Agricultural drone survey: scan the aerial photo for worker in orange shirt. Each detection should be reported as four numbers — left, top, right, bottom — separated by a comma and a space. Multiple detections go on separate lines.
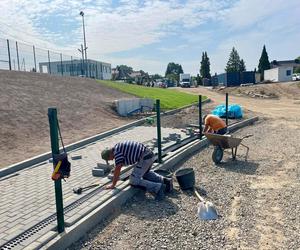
203, 114, 228, 135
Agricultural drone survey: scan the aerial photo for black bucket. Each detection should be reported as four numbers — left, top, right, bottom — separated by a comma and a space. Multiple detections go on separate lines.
154, 169, 173, 178
175, 168, 195, 190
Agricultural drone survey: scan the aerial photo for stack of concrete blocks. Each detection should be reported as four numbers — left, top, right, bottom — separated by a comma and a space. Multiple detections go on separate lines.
169, 133, 181, 144
92, 163, 114, 177
182, 128, 194, 137
114, 98, 154, 116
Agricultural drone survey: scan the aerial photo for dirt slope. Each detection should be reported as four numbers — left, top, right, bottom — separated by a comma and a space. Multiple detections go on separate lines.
213, 82, 300, 100
0, 70, 134, 168
176, 84, 300, 119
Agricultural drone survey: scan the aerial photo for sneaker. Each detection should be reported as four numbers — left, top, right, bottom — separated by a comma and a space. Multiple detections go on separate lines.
155, 184, 166, 201
163, 177, 173, 193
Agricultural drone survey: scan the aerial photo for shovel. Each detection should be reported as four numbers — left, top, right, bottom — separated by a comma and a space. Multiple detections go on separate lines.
194, 189, 218, 220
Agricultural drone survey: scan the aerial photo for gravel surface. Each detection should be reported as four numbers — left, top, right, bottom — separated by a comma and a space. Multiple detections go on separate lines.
70, 115, 300, 250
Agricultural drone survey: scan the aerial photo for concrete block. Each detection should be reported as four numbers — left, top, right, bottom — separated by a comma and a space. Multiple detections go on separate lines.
23, 241, 42, 250
96, 163, 114, 172
115, 98, 154, 116
92, 168, 105, 177
92, 163, 114, 177
71, 155, 82, 160
36, 230, 57, 245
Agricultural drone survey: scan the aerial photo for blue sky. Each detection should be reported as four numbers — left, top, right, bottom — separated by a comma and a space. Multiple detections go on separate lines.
0, 0, 299, 75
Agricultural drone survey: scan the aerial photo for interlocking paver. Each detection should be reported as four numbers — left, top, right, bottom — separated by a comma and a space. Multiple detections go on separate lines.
0, 126, 187, 248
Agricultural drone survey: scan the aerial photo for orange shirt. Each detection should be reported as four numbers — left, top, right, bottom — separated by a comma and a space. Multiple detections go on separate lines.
205, 115, 226, 131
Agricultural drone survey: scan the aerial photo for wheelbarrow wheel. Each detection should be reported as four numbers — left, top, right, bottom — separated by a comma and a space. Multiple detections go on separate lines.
212, 146, 223, 164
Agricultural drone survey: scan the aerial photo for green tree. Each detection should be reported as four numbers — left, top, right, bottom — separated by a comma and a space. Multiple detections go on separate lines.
294, 56, 300, 73
196, 73, 201, 85
258, 45, 270, 80
150, 74, 163, 80
200, 52, 211, 79
165, 62, 183, 76
116, 64, 133, 80
239, 59, 246, 72
165, 62, 183, 82
165, 73, 178, 83
225, 47, 242, 72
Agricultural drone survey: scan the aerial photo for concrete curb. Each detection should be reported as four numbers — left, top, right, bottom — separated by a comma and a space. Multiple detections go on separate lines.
0, 98, 211, 178
37, 116, 258, 250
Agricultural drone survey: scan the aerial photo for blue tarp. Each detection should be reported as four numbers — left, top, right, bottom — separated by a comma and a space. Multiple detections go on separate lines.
211, 104, 243, 119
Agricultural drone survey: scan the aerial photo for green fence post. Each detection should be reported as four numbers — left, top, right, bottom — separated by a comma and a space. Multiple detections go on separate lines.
48, 108, 65, 233
199, 95, 202, 140
7, 39, 11, 71
47, 50, 51, 74
156, 99, 162, 163
225, 93, 229, 126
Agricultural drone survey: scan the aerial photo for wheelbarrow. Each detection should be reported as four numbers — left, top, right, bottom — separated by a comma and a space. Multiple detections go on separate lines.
204, 133, 253, 164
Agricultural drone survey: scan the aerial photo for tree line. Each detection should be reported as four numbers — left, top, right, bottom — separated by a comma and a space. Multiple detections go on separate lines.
112, 45, 300, 84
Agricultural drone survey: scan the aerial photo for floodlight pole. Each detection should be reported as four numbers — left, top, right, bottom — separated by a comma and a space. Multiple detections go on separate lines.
80, 11, 88, 77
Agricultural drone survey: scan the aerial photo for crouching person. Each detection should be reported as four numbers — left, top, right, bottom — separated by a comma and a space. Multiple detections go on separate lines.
101, 140, 172, 200
203, 114, 228, 135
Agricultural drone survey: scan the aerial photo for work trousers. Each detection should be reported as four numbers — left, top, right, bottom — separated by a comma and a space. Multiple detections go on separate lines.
129, 148, 163, 194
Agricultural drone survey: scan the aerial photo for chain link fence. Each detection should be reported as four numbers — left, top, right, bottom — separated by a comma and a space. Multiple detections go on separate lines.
0, 37, 111, 79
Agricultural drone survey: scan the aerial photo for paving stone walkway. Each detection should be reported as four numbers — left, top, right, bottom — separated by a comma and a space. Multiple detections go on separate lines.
0, 126, 186, 248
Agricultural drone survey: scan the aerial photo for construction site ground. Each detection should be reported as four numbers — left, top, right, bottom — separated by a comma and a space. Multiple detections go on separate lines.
1, 70, 300, 249
71, 84, 300, 250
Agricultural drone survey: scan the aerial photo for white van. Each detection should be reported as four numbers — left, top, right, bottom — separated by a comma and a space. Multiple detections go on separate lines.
292, 73, 300, 81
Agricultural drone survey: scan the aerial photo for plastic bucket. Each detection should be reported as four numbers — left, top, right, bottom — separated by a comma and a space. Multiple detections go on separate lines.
154, 169, 173, 178
175, 168, 195, 190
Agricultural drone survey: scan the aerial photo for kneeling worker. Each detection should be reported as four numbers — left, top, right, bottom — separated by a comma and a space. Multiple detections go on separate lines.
101, 140, 172, 200
203, 114, 228, 135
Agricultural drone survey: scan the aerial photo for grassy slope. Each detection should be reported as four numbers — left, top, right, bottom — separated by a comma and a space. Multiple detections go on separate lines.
98, 80, 206, 110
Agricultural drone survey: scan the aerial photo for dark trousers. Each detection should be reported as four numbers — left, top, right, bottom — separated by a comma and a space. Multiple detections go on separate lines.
216, 127, 228, 135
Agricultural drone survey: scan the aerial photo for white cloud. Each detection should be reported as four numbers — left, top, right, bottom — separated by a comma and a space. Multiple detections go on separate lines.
223, 0, 300, 30
0, 0, 229, 54
0, 0, 299, 75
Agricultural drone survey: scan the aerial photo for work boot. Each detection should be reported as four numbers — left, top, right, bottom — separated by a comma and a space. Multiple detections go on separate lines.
163, 177, 173, 193
155, 184, 166, 201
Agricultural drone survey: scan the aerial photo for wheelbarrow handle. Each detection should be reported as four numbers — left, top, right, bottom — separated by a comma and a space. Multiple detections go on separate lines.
241, 134, 253, 140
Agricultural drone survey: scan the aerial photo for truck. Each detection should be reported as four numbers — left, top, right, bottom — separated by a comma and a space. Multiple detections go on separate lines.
179, 73, 191, 87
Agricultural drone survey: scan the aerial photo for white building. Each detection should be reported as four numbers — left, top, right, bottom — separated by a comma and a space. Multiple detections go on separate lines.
264, 66, 293, 82
39, 59, 111, 80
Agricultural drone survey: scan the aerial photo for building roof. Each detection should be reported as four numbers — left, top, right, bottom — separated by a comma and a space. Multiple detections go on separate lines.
271, 60, 300, 68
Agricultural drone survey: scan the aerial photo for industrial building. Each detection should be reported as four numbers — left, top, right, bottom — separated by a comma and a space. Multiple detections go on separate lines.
211, 71, 256, 87
39, 59, 111, 80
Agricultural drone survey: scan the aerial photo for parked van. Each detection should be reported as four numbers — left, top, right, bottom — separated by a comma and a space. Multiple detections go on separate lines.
292, 73, 300, 81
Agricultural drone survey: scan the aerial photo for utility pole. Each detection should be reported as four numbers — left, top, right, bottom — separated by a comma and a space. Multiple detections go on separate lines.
78, 44, 85, 76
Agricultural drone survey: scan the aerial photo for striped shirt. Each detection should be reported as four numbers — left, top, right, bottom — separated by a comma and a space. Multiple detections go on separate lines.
113, 140, 146, 166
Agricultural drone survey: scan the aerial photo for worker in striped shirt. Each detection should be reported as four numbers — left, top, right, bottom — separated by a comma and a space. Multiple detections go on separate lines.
101, 140, 172, 200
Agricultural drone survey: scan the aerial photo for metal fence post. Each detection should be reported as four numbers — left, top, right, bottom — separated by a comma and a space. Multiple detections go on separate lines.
156, 99, 162, 163
16, 41, 20, 71
70, 56, 73, 76
95, 63, 98, 79
33, 45, 37, 72
199, 95, 202, 140
226, 93, 229, 126
47, 108, 65, 233
7, 39, 11, 70
47, 50, 51, 74
60, 53, 63, 76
